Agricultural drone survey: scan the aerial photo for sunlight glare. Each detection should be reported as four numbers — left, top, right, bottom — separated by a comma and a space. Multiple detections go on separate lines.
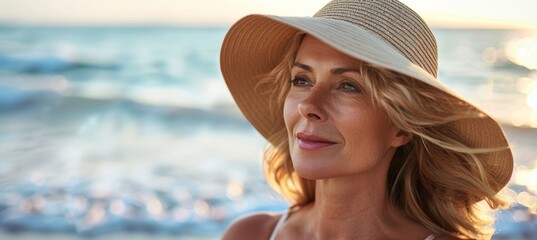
506, 36, 537, 70
110, 199, 126, 216
85, 203, 106, 225
146, 197, 164, 216
517, 191, 537, 208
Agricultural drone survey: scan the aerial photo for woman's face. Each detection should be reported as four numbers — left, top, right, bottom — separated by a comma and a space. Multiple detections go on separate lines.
283, 35, 409, 179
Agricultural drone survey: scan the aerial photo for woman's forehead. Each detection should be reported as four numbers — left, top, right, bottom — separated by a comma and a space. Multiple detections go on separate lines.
295, 35, 364, 67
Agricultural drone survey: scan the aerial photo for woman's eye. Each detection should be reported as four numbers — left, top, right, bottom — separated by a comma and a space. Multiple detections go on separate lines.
290, 77, 311, 87
340, 82, 361, 92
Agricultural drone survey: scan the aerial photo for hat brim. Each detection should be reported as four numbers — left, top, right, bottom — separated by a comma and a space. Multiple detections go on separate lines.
220, 14, 513, 191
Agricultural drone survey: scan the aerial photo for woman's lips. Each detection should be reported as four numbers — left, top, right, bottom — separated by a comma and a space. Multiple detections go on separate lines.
296, 132, 336, 150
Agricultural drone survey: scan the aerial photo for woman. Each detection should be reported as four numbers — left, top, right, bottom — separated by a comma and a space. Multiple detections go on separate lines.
220, 0, 513, 239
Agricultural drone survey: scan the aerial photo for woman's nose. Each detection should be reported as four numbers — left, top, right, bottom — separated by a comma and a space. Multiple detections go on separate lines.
298, 89, 326, 121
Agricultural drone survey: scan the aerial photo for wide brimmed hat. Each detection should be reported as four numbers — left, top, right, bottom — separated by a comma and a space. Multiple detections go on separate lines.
220, 0, 513, 191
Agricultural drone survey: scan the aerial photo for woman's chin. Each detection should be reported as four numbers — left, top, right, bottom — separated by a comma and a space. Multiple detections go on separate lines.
293, 164, 336, 180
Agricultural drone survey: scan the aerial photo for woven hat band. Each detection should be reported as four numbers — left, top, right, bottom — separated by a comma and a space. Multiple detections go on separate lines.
314, 0, 438, 77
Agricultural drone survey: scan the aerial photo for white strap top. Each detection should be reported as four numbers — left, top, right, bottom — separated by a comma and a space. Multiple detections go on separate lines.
424, 233, 441, 240
269, 211, 290, 240
268, 211, 441, 240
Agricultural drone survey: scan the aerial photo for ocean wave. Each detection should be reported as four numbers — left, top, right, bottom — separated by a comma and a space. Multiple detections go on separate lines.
0, 85, 61, 112
0, 75, 237, 112
0, 84, 249, 136
0, 53, 120, 74
493, 58, 536, 73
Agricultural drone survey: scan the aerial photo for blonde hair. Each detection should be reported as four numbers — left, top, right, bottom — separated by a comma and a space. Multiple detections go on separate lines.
256, 33, 509, 239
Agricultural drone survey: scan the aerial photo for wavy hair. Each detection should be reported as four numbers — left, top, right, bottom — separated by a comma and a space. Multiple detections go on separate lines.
256, 33, 509, 239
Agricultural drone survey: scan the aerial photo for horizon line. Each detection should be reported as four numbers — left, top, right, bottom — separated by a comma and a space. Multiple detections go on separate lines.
0, 22, 536, 31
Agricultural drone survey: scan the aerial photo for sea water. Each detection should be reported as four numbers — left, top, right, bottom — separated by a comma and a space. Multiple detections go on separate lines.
0, 26, 536, 239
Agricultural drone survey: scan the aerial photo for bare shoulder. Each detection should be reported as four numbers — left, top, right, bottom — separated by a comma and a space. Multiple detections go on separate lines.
221, 212, 282, 240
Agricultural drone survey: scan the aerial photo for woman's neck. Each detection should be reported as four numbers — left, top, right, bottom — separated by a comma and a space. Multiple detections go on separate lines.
295, 164, 432, 240
309, 174, 399, 238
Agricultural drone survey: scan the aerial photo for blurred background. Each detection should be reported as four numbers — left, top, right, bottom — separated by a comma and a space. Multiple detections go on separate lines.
0, 0, 536, 239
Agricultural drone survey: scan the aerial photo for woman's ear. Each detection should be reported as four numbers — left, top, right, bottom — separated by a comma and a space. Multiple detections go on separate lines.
390, 129, 412, 148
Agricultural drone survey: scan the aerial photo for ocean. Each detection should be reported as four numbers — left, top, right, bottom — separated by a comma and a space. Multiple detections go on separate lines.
0, 26, 536, 239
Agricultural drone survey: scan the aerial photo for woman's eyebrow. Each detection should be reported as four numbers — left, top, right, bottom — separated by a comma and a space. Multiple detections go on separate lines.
292, 62, 313, 72
293, 62, 360, 75
331, 67, 361, 75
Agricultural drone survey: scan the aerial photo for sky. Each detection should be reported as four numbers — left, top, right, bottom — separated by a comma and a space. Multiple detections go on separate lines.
0, 0, 536, 29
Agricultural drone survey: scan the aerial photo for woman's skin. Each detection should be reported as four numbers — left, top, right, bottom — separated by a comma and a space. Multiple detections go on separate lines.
222, 36, 456, 240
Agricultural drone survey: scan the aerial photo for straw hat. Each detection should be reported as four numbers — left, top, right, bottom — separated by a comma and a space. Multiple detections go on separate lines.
220, 0, 513, 191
